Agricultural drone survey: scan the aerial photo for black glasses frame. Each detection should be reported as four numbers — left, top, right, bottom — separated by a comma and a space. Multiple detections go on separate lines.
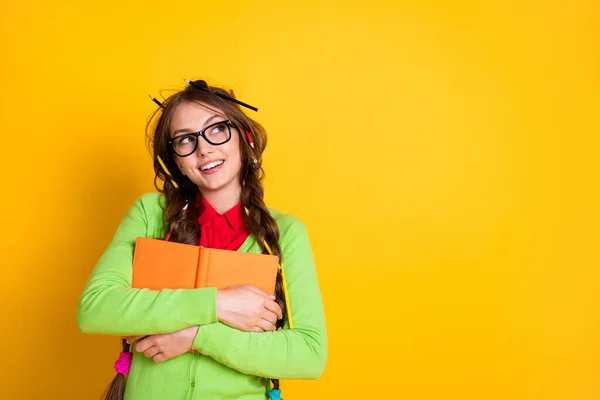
168, 120, 234, 157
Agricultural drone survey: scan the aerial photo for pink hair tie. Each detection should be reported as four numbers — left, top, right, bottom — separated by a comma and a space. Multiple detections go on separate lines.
114, 351, 133, 375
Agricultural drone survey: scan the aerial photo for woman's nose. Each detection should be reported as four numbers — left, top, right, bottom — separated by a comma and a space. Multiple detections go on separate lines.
196, 135, 214, 156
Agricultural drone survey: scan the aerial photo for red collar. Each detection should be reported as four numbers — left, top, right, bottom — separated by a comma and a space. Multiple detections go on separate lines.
196, 193, 245, 230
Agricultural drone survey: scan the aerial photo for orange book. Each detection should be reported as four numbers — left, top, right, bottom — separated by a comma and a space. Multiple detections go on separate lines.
131, 237, 279, 295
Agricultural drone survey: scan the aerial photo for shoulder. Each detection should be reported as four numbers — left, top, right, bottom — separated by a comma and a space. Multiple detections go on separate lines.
127, 192, 166, 218
269, 208, 309, 244
269, 208, 315, 263
126, 192, 166, 238
135, 192, 167, 211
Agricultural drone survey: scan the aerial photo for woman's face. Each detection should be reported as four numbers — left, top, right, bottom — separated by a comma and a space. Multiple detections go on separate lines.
170, 101, 242, 195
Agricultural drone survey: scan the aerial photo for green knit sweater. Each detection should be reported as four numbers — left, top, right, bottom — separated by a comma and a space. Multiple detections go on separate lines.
77, 192, 328, 399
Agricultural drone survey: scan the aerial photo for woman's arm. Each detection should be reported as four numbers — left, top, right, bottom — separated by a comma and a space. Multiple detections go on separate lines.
191, 216, 328, 379
77, 193, 218, 336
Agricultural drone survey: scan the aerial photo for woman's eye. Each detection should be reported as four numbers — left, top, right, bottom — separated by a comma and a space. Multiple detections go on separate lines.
178, 135, 194, 145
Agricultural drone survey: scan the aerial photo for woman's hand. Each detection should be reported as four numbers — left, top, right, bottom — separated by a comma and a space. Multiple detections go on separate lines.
123, 285, 281, 362
132, 326, 199, 363
216, 285, 282, 332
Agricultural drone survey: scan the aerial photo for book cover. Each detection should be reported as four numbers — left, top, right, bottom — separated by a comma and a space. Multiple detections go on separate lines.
131, 237, 279, 295
131, 237, 199, 290
196, 247, 279, 295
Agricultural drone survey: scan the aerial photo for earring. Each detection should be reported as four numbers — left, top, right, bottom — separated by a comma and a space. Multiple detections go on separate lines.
252, 159, 258, 169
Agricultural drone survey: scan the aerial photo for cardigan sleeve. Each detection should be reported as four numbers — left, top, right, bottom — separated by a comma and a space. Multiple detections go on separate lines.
77, 193, 218, 336
191, 216, 328, 379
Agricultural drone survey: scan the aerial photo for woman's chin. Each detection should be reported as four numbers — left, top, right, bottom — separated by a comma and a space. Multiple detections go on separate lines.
196, 179, 232, 193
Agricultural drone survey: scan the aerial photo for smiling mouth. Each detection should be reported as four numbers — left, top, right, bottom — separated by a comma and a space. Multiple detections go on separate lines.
200, 160, 224, 171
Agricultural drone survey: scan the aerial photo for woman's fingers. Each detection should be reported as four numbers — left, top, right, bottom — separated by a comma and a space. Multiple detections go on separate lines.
143, 345, 160, 358
256, 317, 276, 332
125, 335, 145, 344
215, 285, 284, 332
263, 299, 283, 320
135, 336, 157, 353
261, 309, 278, 326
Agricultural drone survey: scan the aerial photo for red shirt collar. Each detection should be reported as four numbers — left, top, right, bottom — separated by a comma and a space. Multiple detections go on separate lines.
196, 193, 245, 230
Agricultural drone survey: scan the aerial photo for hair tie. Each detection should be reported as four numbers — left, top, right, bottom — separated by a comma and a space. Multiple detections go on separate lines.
114, 351, 133, 375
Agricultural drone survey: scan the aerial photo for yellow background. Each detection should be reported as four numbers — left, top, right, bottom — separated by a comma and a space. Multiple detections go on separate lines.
1, 1, 598, 399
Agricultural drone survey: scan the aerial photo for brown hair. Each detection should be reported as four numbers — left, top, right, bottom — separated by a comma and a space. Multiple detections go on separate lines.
103, 80, 286, 399
102, 339, 129, 399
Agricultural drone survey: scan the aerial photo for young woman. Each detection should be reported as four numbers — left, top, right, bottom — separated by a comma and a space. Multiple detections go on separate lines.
77, 80, 327, 399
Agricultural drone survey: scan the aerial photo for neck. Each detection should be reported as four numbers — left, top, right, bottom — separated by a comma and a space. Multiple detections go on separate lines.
200, 180, 242, 214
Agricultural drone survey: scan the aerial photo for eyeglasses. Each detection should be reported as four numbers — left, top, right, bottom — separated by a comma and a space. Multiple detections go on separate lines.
168, 120, 233, 157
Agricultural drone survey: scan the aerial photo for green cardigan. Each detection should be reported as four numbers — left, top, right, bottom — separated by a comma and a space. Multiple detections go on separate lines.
77, 192, 328, 399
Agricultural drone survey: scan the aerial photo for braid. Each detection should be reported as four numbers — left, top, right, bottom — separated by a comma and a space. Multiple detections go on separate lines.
101, 340, 130, 400
240, 162, 286, 394
161, 179, 201, 245
240, 163, 285, 326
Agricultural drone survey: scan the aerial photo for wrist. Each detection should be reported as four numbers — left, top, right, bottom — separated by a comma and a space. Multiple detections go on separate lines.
215, 289, 221, 321
191, 325, 204, 353
215, 290, 228, 322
